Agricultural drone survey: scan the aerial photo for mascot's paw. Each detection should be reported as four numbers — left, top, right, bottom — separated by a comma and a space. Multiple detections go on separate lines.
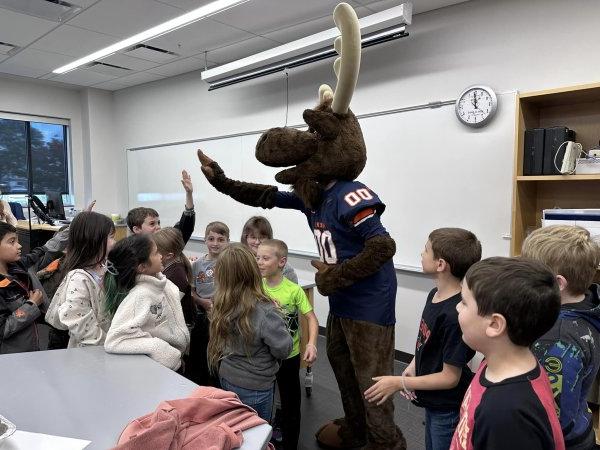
315, 419, 366, 449
197, 150, 230, 190
311, 261, 355, 296
197, 149, 215, 179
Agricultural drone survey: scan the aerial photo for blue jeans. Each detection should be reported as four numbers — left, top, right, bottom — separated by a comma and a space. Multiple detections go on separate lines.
220, 378, 274, 422
425, 408, 459, 450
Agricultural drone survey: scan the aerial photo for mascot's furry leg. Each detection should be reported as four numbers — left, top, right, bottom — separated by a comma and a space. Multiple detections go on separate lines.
315, 315, 406, 450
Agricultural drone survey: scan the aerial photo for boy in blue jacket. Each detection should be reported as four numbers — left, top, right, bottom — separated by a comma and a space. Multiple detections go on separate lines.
523, 225, 600, 450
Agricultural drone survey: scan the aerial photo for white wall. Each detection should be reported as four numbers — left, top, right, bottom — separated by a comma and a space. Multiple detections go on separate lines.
81, 89, 128, 215
4, 0, 600, 354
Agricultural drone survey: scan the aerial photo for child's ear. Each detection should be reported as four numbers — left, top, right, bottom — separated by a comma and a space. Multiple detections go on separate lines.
556, 275, 568, 293
485, 313, 506, 339
280, 256, 288, 268
132, 226, 141, 234
137, 262, 147, 274
436, 258, 447, 273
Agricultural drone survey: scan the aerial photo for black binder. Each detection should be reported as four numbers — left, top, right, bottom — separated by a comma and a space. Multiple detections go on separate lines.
543, 126, 575, 175
523, 128, 545, 175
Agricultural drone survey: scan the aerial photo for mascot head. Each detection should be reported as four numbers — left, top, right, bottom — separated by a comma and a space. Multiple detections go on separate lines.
254, 3, 366, 209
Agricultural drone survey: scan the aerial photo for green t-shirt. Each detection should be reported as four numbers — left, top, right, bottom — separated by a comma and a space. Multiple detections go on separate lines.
263, 277, 312, 358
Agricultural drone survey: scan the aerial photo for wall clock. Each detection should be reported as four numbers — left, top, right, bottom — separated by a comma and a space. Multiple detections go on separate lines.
455, 85, 498, 128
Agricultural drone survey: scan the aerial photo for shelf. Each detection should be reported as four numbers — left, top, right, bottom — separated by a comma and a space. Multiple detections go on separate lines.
517, 174, 600, 181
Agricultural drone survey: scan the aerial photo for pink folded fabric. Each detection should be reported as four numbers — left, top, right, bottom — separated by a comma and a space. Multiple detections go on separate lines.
113, 386, 272, 450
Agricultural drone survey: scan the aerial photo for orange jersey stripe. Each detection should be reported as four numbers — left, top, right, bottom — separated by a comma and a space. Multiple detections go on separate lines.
352, 207, 376, 225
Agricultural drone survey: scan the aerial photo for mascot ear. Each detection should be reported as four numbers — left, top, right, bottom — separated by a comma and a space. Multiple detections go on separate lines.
303, 109, 340, 140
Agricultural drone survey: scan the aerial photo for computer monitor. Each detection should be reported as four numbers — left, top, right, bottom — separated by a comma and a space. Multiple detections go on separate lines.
45, 191, 65, 220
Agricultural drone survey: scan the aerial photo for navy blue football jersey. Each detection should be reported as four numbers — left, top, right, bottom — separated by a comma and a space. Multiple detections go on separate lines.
275, 180, 396, 325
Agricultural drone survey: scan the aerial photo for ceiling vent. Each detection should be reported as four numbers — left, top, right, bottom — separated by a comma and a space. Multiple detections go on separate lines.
0, 0, 82, 22
124, 44, 179, 63
84, 61, 132, 77
0, 41, 19, 55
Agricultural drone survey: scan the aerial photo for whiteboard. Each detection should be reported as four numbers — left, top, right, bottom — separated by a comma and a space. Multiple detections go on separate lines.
127, 93, 515, 271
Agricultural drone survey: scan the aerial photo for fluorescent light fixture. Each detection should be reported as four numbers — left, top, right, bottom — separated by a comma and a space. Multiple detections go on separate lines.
201, 3, 412, 85
52, 0, 249, 74
207, 25, 408, 90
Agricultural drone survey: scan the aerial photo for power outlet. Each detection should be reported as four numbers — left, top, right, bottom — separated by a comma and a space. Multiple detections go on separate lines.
589, 149, 600, 158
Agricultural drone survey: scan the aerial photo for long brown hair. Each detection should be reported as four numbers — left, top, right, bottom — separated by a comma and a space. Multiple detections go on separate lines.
240, 216, 273, 245
152, 227, 192, 284
207, 243, 274, 372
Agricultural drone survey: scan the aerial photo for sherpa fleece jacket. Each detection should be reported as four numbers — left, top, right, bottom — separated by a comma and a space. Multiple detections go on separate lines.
113, 386, 273, 450
105, 273, 190, 370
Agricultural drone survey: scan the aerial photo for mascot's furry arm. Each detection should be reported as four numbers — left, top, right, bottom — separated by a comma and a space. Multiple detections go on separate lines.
198, 151, 278, 209
312, 235, 396, 296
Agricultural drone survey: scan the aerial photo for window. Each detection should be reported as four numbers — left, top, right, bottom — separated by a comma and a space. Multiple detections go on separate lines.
0, 118, 69, 196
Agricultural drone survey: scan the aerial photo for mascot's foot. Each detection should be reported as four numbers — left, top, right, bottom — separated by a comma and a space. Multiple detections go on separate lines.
315, 419, 366, 449
360, 426, 407, 450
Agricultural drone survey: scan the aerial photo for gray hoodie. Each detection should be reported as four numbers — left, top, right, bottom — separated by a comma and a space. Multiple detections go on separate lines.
219, 301, 292, 390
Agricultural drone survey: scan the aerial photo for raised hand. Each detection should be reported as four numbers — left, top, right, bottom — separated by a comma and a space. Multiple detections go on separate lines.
197, 150, 216, 180
181, 170, 193, 194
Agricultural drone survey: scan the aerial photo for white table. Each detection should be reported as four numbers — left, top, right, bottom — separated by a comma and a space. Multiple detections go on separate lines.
0, 347, 271, 449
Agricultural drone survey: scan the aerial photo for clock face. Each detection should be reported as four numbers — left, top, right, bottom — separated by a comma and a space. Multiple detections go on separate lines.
455, 86, 497, 127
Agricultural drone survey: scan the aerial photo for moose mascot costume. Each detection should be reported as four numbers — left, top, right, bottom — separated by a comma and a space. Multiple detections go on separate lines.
198, 3, 406, 449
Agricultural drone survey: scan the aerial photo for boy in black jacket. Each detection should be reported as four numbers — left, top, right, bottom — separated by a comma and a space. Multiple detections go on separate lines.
0, 222, 62, 353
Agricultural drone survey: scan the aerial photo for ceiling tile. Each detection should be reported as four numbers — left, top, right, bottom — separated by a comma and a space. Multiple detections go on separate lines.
91, 80, 131, 91
213, 0, 343, 35
3, 48, 73, 72
0, 61, 50, 78
203, 35, 281, 65
100, 53, 160, 71
112, 71, 165, 86
145, 18, 254, 57
31, 25, 120, 58
68, 0, 182, 38
47, 69, 118, 86
154, 0, 216, 11
262, 6, 373, 45
0, 8, 57, 46
149, 56, 213, 77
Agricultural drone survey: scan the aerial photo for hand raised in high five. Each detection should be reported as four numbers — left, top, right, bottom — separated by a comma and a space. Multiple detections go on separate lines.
197, 150, 216, 180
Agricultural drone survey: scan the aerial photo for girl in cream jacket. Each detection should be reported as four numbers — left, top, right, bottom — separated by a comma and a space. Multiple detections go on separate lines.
103, 234, 189, 370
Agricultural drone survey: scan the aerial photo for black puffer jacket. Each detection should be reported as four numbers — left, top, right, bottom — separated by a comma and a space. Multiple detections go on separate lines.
0, 247, 49, 354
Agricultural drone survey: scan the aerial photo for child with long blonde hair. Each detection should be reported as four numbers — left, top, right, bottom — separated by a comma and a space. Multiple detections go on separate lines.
208, 244, 292, 421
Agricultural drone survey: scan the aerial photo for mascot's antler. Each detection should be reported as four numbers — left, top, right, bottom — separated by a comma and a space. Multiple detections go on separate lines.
320, 2, 361, 113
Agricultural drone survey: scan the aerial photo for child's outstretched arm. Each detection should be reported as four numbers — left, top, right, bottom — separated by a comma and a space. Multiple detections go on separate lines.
365, 363, 461, 405
181, 170, 194, 210
302, 310, 319, 364
173, 170, 195, 244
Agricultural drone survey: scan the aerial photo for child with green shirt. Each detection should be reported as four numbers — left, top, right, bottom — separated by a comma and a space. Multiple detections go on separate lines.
257, 239, 319, 450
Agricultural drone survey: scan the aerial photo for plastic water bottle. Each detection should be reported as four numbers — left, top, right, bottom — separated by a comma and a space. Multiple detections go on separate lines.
304, 366, 313, 397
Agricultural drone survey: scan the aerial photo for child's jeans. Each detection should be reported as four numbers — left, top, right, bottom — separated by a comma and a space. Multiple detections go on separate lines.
220, 377, 274, 422
425, 407, 459, 450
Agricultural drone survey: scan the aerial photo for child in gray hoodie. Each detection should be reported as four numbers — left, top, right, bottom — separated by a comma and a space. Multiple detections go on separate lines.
207, 244, 292, 421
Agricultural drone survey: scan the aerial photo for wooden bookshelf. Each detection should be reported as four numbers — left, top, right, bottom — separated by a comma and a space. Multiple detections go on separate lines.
511, 82, 600, 256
